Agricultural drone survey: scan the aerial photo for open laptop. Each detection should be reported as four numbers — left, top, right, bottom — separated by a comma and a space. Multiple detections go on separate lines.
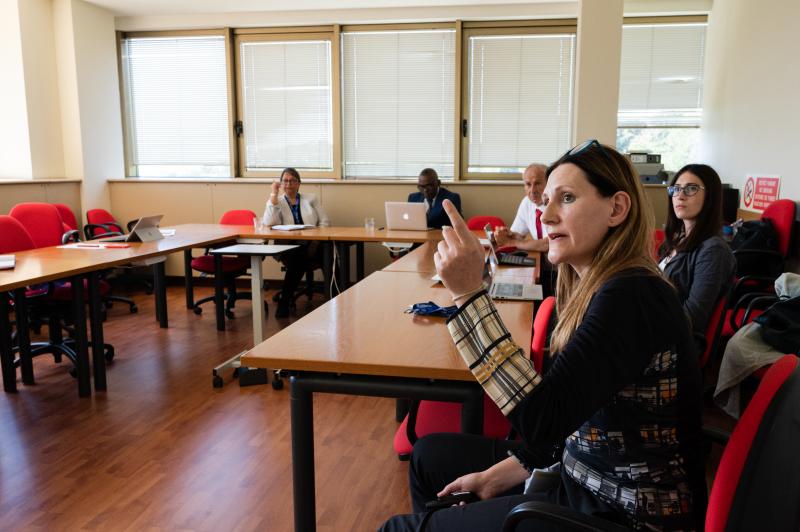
484, 241, 542, 301
385, 202, 429, 231
102, 215, 164, 242
484, 224, 536, 267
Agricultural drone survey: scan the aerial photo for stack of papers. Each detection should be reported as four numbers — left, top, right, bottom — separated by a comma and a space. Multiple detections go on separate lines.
270, 224, 315, 231
0, 255, 15, 270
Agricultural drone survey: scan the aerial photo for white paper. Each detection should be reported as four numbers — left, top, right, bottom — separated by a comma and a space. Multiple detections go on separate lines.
270, 224, 314, 231
0, 255, 15, 270
159, 229, 176, 236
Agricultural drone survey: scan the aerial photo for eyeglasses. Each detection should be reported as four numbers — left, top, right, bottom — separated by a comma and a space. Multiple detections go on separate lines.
667, 184, 705, 197
281, 178, 300, 185
417, 182, 437, 191
562, 139, 615, 167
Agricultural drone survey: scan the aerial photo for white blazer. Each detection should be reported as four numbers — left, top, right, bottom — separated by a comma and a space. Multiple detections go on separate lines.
262, 192, 330, 228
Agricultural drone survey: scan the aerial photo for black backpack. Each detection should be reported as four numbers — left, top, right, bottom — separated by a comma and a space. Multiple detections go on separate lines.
755, 296, 800, 355
730, 219, 780, 277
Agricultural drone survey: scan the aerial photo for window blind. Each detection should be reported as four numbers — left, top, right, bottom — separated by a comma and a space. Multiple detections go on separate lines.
240, 40, 332, 172
342, 30, 455, 179
618, 23, 707, 127
466, 34, 575, 174
122, 36, 230, 177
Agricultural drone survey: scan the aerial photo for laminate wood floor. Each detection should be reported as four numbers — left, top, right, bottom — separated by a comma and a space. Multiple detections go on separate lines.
0, 284, 410, 531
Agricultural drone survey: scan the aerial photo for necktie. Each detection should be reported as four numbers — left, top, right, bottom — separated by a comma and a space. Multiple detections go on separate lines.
535, 208, 543, 240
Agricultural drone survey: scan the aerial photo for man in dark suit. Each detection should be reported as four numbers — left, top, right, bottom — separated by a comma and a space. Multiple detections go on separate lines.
407, 168, 462, 229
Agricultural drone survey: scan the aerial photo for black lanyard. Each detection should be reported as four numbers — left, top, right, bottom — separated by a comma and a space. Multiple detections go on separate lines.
285, 195, 303, 225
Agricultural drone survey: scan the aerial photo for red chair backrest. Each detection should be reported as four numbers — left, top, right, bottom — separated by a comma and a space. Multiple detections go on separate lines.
531, 296, 555, 373
0, 215, 36, 253
701, 293, 728, 368
652, 229, 666, 260
219, 209, 258, 225
467, 215, 505, 231
53, 203, 78, 230
761, 199, 796, 258
86, 208, 123, 235
706, 355, 799, 531
9, 203, 66, 248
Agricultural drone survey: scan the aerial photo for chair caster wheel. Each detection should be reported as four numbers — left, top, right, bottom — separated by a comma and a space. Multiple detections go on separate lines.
105, 347, 115, 362
193, 307, 202, 315
225, 310, 235, 319
213, 375, 224, 388
271, 378, 284, 390
130, 305, 138, 314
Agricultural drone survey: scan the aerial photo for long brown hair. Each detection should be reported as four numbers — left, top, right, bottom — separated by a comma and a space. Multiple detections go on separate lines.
548, 142, 659, 353
658, 164, 723, 258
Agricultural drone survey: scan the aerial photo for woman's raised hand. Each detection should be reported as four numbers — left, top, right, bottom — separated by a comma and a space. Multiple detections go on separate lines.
433, 200, 486, 304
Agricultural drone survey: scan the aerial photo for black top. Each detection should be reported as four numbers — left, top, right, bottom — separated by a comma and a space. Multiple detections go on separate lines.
508, 270, 706, 530
407, 187, 462, 229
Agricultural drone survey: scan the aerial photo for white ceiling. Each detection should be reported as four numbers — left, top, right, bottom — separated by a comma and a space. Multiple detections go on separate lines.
83, 0, 573, 17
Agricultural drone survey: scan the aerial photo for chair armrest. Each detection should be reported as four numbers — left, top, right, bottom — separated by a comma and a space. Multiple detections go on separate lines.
503, 501, 630, 532
61, 230, 81, 244
729, 291, 777, 331
743, 295, 779, 326
405, 399, 421, 445
84, 223, 123, 240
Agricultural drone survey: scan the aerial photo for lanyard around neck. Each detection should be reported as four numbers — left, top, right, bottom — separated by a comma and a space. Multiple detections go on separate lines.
285, 194, 302, 224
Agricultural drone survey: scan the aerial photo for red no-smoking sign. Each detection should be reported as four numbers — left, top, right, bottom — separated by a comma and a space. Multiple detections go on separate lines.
744, 175, 781, 212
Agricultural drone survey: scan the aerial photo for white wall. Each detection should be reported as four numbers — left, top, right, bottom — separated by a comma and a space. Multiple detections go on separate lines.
701, 0, 800, 203
0, 0, 33, 179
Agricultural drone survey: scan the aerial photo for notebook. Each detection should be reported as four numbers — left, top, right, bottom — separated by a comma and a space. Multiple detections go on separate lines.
385, 202, 428, 231
102, 215, 164, 243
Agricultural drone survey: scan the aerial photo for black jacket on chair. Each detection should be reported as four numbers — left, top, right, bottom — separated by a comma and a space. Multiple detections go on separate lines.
407, 187, 462, 229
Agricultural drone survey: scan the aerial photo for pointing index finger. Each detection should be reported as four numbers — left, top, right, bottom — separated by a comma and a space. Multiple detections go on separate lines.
442, 199, 471, 241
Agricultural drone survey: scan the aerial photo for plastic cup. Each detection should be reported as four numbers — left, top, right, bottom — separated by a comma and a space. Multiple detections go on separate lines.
364, 217, 375, 231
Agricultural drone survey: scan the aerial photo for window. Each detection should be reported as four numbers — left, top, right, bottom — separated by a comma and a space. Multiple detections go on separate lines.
617, 19, 707, 171
342, 28, 455, 179
237, 34, 333, 177
120, 34, 231, 177
462, 25, 576, 178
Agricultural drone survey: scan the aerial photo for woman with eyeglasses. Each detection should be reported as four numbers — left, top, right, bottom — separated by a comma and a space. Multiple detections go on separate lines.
658, 164, 735, 351
263, 167, 330, 318
380, 142, 705, 531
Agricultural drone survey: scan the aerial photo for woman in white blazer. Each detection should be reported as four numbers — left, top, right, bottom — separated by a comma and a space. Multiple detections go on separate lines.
263, 168, 331, 318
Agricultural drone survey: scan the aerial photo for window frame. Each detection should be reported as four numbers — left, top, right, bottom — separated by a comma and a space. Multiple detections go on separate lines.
233, 26, 340, 179
117, 28, 237, 178
459, 19, 577, 180
339, 21, 458, 181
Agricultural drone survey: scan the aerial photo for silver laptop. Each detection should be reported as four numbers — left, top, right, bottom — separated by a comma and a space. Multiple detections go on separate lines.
385, 202, 428, 231
484, 225, 536, 267
484, 243, 542, 301
102, 215, 164, 243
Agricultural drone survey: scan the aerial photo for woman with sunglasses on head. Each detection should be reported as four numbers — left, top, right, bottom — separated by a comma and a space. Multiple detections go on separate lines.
380, 142, 705, 531
263, 167, 330, 318
658, 164, 735, 351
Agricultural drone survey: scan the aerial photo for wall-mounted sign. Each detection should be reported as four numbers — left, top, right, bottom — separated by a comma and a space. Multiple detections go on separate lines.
742, 175, 781, 212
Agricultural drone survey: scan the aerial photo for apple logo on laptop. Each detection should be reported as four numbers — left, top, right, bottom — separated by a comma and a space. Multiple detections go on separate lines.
403, 213, 410, 220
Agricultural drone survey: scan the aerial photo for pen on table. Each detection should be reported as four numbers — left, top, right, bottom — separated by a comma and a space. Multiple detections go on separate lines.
377, 226, 385, 230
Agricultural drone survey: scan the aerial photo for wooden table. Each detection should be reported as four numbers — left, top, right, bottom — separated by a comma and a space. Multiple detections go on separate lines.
241, 266, 535, 531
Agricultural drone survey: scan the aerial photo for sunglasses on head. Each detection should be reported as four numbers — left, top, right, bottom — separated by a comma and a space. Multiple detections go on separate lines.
562, 139, 615, 167
667, 184, 705, 197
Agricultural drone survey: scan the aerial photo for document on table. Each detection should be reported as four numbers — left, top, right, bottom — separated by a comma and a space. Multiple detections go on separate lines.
270, 224, 315, 231
0, 255, 15, 269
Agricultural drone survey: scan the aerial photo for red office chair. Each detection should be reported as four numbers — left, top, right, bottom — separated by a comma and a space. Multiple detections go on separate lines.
467, 215, 506, 231
84, 208, 125, 239
393, 296, 556, 459
503, 355, 800, 532
53, 203, 79, 234
9, 203, 80, 247
191, 209, 261, 319
652, 228, 666, 260
0, 216, 100, 379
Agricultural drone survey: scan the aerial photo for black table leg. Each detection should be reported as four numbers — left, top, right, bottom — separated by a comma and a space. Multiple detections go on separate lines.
153, 261, 168, 328
356, 242, 365, 282
88, 272, 106, 391
214, 253, 225, 331
71, 276, 91, 398
0, 295, 16, 393
337, 243, 351, 290
14, 288, 33, 385
322, 242, 333, 299
290, 376, 316, 532
184, 249, 194, 309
